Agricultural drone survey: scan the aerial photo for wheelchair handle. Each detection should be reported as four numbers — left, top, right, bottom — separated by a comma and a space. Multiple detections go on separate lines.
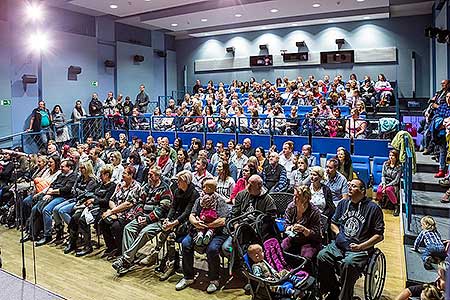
226, 210, 264, 233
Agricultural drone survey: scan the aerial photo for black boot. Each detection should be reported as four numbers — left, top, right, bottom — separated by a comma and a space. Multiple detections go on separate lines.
52, 225, 64, 244
393, 204, 400, 217
75, 245, 93, 257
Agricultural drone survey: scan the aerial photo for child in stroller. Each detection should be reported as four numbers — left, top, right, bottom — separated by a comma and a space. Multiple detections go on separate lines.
248, 243, 308, 299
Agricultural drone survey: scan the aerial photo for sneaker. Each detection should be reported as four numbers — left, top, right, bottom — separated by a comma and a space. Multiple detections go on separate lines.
112, 257, 124, 271
194, 233, 204, 247
206, 280, 219, 294
424, 256, 433, 270
175, 278, 194, 291
203, 230, 213, 245
159, 260, 176, 281
435, 170, 446, 178
117, 261, 133, 275
139, 249, 158, 266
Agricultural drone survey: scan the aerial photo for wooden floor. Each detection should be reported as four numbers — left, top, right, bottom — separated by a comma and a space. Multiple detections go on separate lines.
0, 209, 404, 300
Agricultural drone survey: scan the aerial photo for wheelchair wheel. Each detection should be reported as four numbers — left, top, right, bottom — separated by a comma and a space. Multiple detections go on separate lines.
364, 248, 386, 300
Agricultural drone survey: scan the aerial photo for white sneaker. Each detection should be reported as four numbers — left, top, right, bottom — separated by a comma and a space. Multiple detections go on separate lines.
206, 280, 219, 294
175, 278, 194, 291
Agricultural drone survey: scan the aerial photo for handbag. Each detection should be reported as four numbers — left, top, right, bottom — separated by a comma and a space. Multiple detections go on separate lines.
34, 177, 50, 193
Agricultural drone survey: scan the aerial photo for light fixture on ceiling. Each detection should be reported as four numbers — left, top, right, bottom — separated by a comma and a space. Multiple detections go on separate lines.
312, 3, 320, 8
171, 23, 178, 27
25, 2, 44, 21
327, 19, 334, 23
261, 26, 267, 30
201, 18, 208, 22
234, 13, 242, 17
356, 0, 365, 2
363, 16, 370, 19
291, 23, 298, 26
110, 4, 118, 9
270, 9, 279, 13
145, 0, 151, 1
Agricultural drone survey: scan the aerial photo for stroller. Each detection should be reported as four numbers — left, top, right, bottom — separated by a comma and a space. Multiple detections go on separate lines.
231, 213, 316, 300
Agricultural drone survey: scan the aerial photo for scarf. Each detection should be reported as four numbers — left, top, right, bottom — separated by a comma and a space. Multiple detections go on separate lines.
158, 155, 169, 169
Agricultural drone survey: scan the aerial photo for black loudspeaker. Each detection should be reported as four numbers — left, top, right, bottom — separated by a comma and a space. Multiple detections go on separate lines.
226, 47, 235, 53
335, 38, 345, 49
22, 74, 37, 91
153, 50, 167, 58
104, 60, 115, 68
259, 44, 268, 50
133, 55, 145, 63
68, 66, 82, 81
296, 41, 306, 47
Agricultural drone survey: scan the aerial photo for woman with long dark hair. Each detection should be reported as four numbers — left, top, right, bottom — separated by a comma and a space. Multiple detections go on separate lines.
215, 161, 235, 202
377, 149, 402, 215
336, 147, 353, 181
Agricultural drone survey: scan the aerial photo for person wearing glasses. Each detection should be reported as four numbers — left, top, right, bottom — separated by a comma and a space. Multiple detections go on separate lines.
317, 178, 385, 300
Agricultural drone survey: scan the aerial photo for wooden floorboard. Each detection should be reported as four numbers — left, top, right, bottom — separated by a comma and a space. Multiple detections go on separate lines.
0, 210, 404, 300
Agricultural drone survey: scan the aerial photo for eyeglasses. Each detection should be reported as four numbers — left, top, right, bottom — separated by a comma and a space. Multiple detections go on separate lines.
347, 183, 360, 189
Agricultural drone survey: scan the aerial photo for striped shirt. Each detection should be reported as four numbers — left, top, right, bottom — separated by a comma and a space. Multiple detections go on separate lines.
414, 229, 444, 250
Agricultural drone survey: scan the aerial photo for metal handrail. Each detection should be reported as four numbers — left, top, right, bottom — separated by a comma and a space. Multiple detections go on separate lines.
0, 131, 27, 143
403, 134, 413, 231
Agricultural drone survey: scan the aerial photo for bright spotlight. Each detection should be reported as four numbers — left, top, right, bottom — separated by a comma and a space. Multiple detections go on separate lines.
28, 32, 51, 52
26, 2, 44, 21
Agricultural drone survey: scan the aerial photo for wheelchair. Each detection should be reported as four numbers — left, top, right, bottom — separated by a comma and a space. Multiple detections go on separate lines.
362, 248, 386, 300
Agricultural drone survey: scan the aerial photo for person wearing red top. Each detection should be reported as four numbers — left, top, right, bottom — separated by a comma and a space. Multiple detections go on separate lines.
230, 163, 257, 203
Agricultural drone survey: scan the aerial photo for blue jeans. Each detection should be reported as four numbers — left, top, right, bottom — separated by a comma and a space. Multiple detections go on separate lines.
422, 243, 446, 262
53, 199, 75, 226
438, 143, 447, 171
22, 194, 34, 226
42, 197, 65, 237
181, 233, 227, 281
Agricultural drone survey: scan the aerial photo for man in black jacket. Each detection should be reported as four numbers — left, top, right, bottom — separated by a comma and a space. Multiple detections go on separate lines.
135, 84, 150, 113
33, 159, 77, 246
88, 93, 103, 116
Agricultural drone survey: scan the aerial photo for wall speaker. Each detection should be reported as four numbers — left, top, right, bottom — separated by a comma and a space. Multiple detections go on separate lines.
226, 47, 235, 53
153, 50, 167, 58
133, 55, 145, 63
68, 66, 82, 81
296, 41, 306, 47
259, 44, 268, 50
104, 60, 115, 68
335, 38, 345, 49
22, 74, 37, 91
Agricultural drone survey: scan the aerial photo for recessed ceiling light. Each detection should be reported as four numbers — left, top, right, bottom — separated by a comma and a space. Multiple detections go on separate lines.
291, 23, 298, 26
201, 18, 208, 22
171, 23, 178, 27
312, 3, 320, 8
357, 0, 365, 2
327, 19, 334, 23
145, 0, 151, 2
261, 26, 267, 29
110, 4, 118, 9
363, 16, 370, 19
270, 9, 279, 13
234, 13, 242, 17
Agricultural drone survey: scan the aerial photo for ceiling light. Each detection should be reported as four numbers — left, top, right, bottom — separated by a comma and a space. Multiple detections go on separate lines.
234, 13, 242, 17
327, 19, 334, 23
25, 3, 44, 21
270, 9, 279, 13
171, 23, 178, 27
312, 3, 320, 8
110, 4, 118, 9
291, 23, 298, 26
363, 16, 370, 20
145, 0, 151, 1
201, 18, 208, 22
261, 26, 267, 30
357, 0, 365, 2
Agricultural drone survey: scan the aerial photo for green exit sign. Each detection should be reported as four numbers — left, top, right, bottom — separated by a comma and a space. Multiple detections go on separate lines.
91, 81, 98, 87
1, 99, 11, 106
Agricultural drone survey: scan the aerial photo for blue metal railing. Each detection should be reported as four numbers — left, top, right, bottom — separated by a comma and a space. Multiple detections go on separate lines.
403, 134, 413, 232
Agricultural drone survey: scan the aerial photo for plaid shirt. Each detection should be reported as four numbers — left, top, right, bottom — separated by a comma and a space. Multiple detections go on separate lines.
414, 229, 444, 250
436, 103, 450, 118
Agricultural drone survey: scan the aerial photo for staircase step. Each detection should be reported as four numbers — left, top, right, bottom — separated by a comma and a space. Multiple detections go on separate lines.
411, 172, 447, 193
404, 245, 438, 286
407, 190, 450, 217
402, 212, 450, 245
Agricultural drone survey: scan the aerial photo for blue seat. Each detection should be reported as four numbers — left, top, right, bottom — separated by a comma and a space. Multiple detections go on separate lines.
177, 132, 205, 147
238, 134, 271, 149
272, 135, 308, 153
278, 87, 286, 93
110, 130, 127, 140
151, 130, 175, 144
128, 130, 150, 143
337, 106, 350, 116
282, 106, 292, 115
243, 93, 249, 98
354, 139, 390, 157
326, 153, 336, 162
298, 106, 313, 115
372, 156, 388, 192
311, 137, 351, 155
206, 133, 236, 145
312, 152, 321, 167
224, 84, 229, 89
351, 155, 371, 185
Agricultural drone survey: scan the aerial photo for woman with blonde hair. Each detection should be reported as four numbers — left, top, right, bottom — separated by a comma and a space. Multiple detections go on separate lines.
309, 166, 335, 219
281, 185, 322, 260
109, 151, 124, 183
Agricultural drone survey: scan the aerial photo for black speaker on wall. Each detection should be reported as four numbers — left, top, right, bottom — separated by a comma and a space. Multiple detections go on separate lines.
153, 50, 167, 58
133, 55, 145, 63
104, 60, 115, 68
68, 66, 82, 81
259, 44, 268, 50
22, 74, 37, 91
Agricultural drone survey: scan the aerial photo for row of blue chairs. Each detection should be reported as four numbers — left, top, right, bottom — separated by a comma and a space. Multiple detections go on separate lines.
111, 129, 390, 159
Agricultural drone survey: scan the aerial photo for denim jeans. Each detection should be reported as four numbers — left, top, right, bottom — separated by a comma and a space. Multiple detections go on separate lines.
438, 143, 447, 171
42, 197, 65, 237
422, 243, 446, 262
182, 233, 227, 281
53, 199, 75, 226
22, 194, 34, 227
